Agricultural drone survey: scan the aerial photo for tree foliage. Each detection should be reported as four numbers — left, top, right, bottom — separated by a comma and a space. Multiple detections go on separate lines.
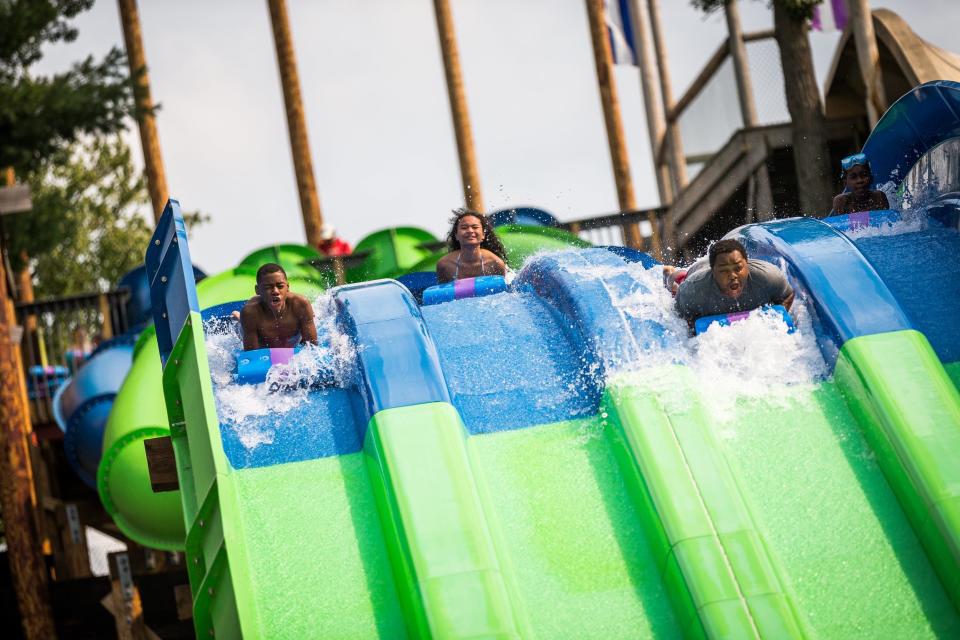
0, 1, 207, 297
690, 0, 822, 20
4, 136, 206, 298
0, 0, 135, 173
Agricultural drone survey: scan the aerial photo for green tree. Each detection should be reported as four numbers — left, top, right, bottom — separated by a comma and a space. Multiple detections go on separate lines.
691, 0, 834, 216
5, 135, 206, 297
1, 0, 135, 174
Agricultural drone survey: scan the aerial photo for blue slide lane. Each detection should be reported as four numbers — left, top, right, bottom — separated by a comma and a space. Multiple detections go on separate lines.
853, 224, 960, 362
861, 80, 960, 190
732, 216, 913, 364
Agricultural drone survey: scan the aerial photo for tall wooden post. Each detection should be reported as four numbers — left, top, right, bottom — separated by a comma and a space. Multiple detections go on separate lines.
0, 213, 55, 639
647, 0, 688, 197
117, 0, 169, 223
628, 0, 675, 256
585, 0, 655, 255
267, 0, 325, 248
847, 0, 887, 126
433, 0, 484, 212
725, 0, 773, 220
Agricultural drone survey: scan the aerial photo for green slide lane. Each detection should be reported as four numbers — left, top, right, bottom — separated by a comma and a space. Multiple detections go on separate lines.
160, 321, 960, 637
835, 331, 960, 610
97, 269, 326, 551
467, 415, 681, 638
603, 357, 960, 638
945, 362, 960, 396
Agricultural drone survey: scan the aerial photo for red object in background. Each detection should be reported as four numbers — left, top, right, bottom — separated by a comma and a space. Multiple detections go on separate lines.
318, 237, 352, 257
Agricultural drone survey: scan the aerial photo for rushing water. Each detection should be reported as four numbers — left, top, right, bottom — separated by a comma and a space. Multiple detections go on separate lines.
204, 294, 357, 453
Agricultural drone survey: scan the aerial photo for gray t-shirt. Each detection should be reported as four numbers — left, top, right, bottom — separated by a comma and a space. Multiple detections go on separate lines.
675, 259, 792, 321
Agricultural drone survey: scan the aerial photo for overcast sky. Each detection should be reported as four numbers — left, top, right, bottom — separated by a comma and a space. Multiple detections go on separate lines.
35, 0, 959, 273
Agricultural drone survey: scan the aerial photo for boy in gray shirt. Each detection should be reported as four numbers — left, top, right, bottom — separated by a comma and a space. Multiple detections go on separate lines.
672, 239, 794, 325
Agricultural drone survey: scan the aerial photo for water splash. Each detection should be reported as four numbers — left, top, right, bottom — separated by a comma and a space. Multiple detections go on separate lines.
203, 293, 357, 450
599, 263, 828, 425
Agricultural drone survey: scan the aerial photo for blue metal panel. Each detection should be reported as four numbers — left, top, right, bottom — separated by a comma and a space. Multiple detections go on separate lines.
120, 264, 207, 332
334, 279, 450, 425
731, 217, 912, 364
861, 80, 960, 190
145, 199, 201, 366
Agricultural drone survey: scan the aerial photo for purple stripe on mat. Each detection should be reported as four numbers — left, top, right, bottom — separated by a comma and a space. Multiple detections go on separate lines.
849, 211, 871, 229
270, 348, 295, 366
454, 277, 476, 300
726, 311, 751, 323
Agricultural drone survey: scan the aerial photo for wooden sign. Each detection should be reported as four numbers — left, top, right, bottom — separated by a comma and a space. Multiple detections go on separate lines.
0, 185, 31, 215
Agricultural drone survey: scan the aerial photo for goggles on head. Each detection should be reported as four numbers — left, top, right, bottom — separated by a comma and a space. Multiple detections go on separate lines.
840, 152, 870, 175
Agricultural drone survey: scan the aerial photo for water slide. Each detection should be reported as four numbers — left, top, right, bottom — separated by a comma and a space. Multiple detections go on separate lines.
95, 221, 587, 550
104, 80, 957, 637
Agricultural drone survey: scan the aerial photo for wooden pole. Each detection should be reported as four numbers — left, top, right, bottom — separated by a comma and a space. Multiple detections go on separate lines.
267, 0, 325, 247
117, 0, 169, 223
724, 0, 773, 220
433, 0, 484, 212
584, 0, 652, 254
628, 0, 674, 257
647, 0, 688, 193
847, 0, 887, 126
0, 170, 54, 639
0, 237, 54, 640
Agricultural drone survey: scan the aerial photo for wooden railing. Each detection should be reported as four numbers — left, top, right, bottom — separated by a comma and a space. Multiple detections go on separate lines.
559, 207, 668, 248
15, 289, 131, 428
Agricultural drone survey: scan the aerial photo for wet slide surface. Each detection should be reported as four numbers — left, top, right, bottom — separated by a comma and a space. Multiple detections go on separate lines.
470, 416, 680, 638
721, 385, 959, 638
853, 225, 960, 363
195, 259, 960, 638
144, 199, 960, 637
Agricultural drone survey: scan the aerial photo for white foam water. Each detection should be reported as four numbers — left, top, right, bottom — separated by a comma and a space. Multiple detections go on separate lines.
203, 293, 357, 450
599, 262, 829, 425
842, 205, 930, 239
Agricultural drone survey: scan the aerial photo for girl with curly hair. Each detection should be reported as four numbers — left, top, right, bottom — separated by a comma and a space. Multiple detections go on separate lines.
436, 209, 507, 283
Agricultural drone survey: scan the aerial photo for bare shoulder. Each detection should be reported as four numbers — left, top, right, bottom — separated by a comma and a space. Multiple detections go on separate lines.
240, 297, 261, 318
482, 248, 505, 262
436, 252, 457, 281
832, 193, 848, 212
288, 293, 314, 316
437, 252, 458, 268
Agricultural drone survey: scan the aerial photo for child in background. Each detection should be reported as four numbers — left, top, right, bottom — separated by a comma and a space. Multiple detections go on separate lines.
832, 153, 890, 214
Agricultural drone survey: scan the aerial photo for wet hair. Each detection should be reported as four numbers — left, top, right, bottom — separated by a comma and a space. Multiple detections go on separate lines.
256, 263, 287, 283
445, 209, 507, 261
709, 239, 748, 268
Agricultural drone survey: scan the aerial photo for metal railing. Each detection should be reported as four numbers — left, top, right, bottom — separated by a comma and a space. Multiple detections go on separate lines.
15, 289, 130, 427
663, 30, 785, 168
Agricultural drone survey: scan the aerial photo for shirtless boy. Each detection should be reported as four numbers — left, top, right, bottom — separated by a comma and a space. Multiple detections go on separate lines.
239, 263, 318, 351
